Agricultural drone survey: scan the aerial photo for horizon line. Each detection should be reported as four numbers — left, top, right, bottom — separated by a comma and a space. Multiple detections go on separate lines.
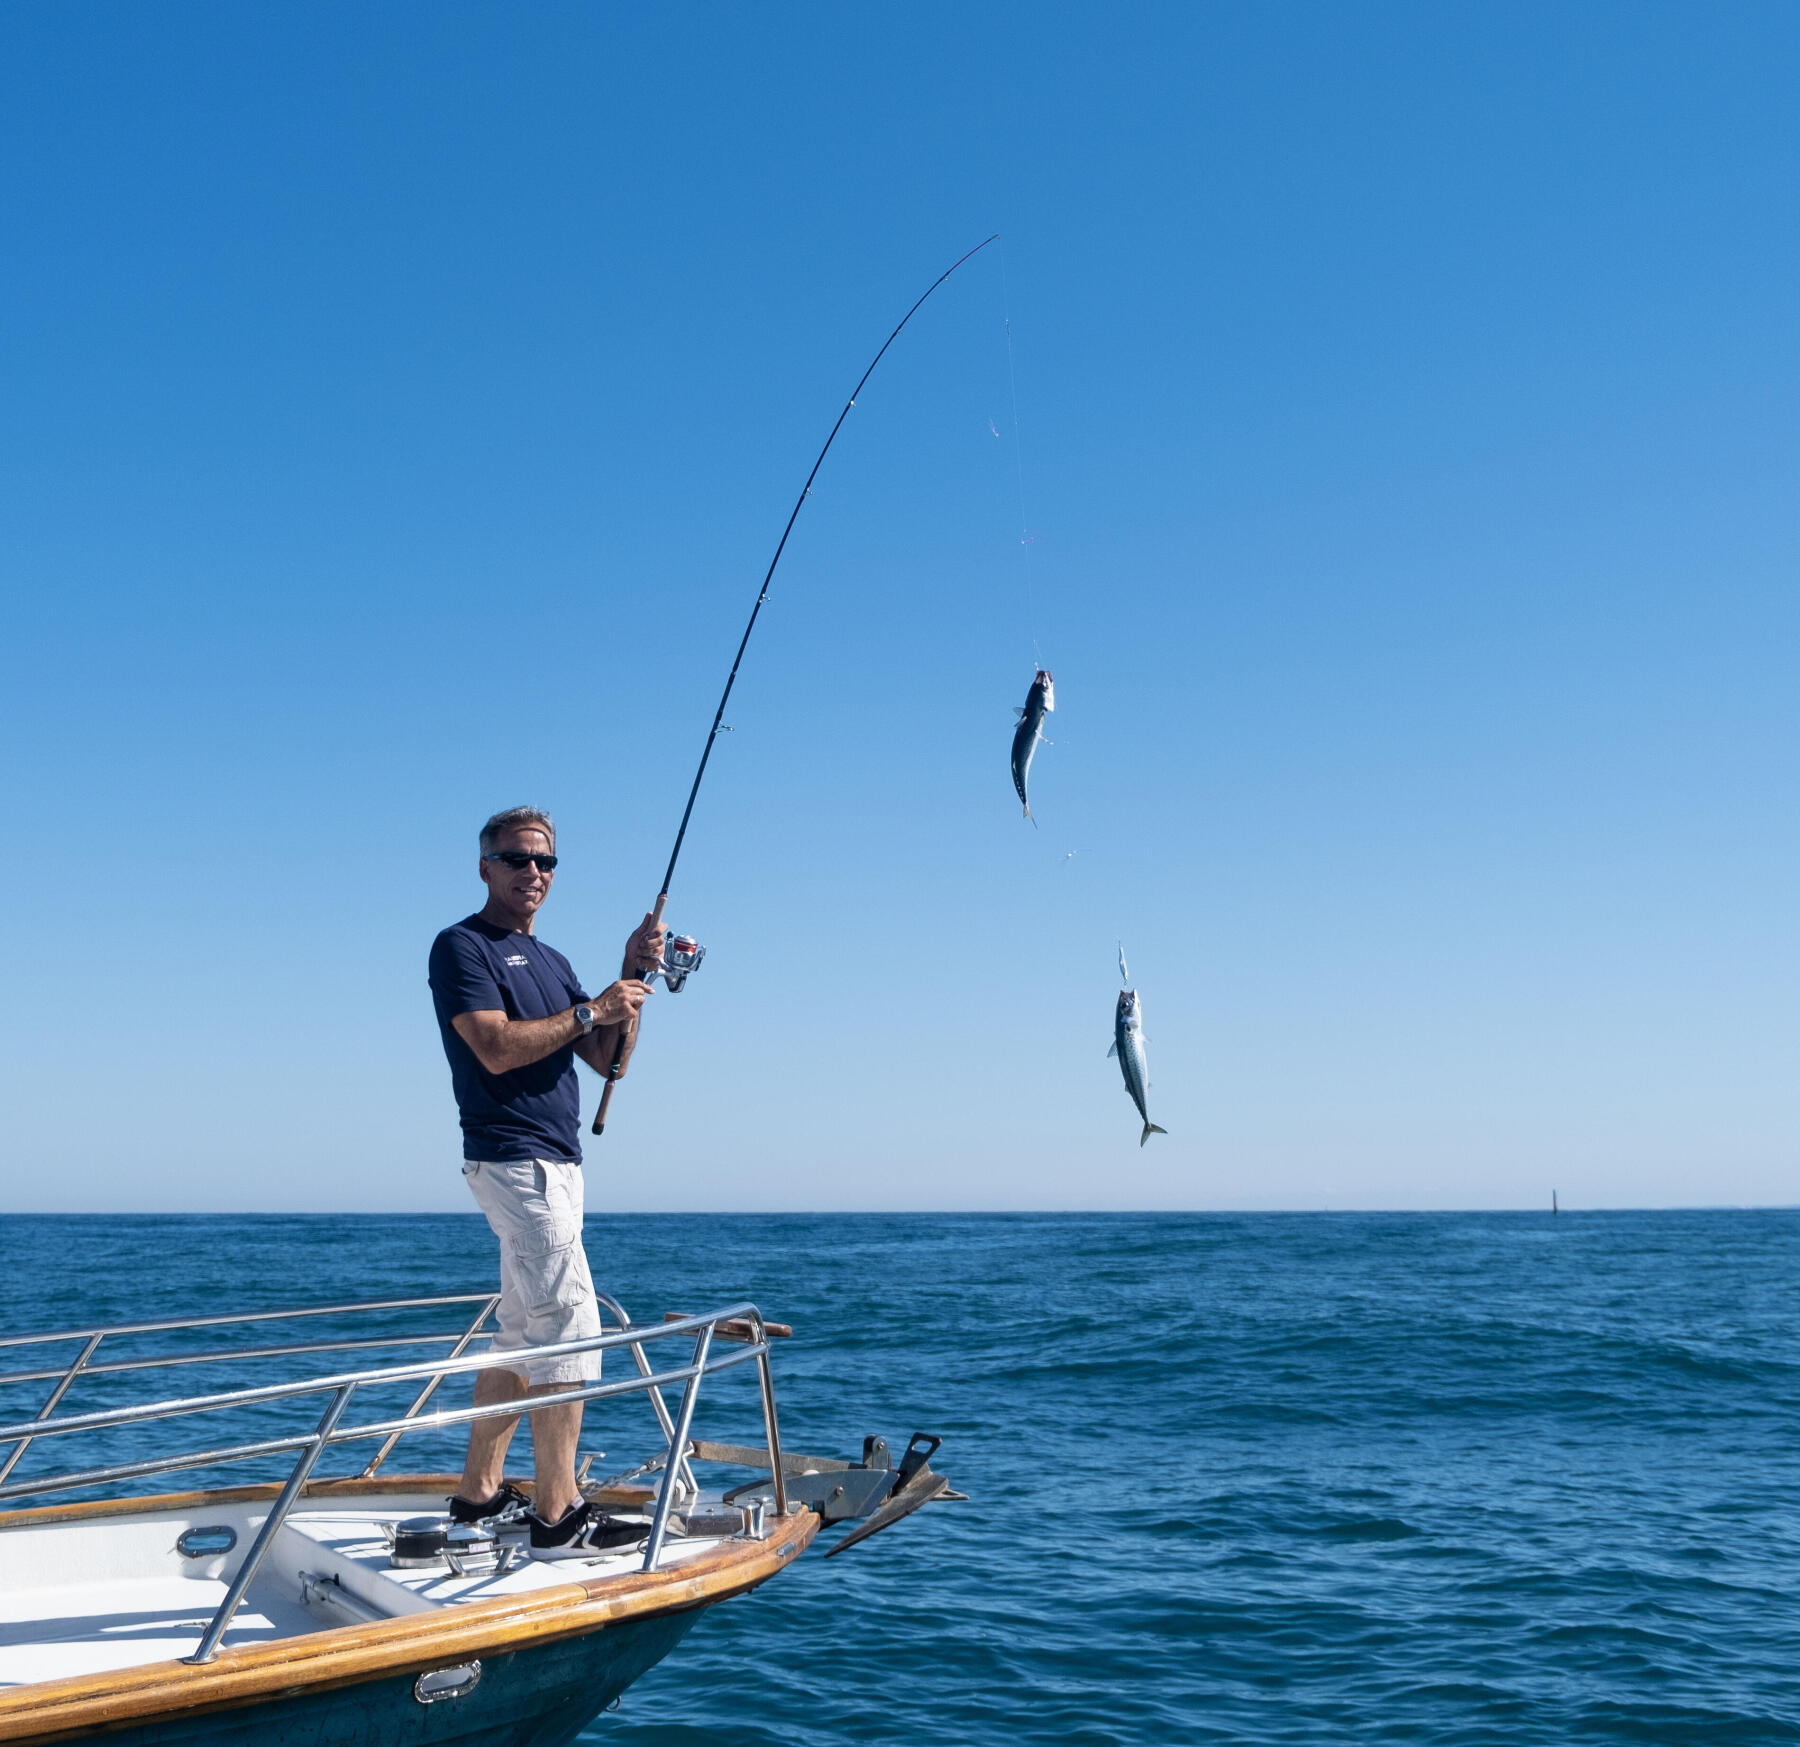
5, 1204, 1798, 1219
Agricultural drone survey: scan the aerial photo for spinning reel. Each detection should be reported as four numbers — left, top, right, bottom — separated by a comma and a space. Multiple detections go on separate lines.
650, 933, 706, 993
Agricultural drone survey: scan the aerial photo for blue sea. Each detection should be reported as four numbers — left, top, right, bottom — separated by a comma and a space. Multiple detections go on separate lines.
3, 1211, 1799, 1743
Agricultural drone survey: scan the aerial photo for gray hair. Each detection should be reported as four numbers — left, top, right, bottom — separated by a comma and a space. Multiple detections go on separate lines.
479, 806, 556, 853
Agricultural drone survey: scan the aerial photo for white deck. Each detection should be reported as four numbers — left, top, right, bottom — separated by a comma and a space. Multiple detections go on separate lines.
0, 1491, 729, 1690
0, 1577, 312, 1687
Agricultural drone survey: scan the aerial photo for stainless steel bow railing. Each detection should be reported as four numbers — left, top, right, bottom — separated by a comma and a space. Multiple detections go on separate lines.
0, 1294, 790, 1664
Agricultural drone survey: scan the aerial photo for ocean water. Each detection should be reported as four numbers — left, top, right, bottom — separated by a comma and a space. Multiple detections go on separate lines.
3, 1210, 1799, 1744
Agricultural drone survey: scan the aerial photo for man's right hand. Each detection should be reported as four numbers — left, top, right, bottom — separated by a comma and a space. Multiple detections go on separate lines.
587, 979, 652, 1028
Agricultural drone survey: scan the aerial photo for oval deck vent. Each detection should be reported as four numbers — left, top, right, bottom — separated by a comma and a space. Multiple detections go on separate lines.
415, 1661, 482, 1704
176, 1525, 237, 1558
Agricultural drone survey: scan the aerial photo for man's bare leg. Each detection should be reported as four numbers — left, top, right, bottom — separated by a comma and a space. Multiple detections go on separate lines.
457, 1370, 585, 1522
524, 1390, 585, 1523
456, 1366, 527, 1504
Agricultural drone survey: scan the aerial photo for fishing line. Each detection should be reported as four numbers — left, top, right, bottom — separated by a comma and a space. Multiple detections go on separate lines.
592, 234, 1002, 1136
998, 236, 1043, 669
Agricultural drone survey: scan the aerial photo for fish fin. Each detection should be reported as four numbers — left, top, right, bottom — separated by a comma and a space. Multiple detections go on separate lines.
1140, 1123, 1168, 1146
1107, 1042, 1117, 1058
1013, 706, 1025, 720
1022, 802, 1035, 826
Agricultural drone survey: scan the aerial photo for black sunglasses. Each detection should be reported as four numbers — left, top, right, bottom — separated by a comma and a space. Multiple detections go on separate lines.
483, 851, 558, 872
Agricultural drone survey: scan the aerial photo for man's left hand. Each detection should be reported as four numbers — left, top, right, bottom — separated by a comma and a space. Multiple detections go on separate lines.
624, 912, 668, 979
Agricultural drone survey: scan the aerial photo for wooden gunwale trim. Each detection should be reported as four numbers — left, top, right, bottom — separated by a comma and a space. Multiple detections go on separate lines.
0, 1473, 651, 1531
0, 1496, 816, 1743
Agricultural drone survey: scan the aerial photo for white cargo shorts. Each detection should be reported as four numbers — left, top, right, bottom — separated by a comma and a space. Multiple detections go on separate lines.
462, 1159, 602, 1386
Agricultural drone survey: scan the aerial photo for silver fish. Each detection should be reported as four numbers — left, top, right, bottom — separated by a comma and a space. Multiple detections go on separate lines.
1010, 669, 1054, 822
1110, 988, 1168, 1146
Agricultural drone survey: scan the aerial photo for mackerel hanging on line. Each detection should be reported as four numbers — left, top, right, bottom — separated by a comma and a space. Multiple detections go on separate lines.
1109, 987, 1168, 1147
1010, 669, 1054, 823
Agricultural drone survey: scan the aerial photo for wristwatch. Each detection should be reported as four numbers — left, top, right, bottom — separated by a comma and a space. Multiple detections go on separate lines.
573, 1003, 597, 1036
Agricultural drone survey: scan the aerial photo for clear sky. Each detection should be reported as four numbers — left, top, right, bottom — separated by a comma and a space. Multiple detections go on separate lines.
3, 2, 1795, 1212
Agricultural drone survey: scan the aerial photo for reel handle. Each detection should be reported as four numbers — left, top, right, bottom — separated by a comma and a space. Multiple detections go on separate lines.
591, 891, 667, 1137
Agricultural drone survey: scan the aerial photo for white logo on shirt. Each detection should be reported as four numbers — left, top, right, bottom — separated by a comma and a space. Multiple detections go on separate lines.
504, 954, 529, 967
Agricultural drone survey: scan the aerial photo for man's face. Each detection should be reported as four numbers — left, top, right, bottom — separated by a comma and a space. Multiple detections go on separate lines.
480, 824, 556, 921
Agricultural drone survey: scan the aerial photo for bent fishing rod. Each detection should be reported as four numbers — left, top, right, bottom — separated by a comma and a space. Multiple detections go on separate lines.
592, 232, 1000, 1135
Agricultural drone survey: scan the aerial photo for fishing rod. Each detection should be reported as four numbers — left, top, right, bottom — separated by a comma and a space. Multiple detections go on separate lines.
592, 232, 1001, 1136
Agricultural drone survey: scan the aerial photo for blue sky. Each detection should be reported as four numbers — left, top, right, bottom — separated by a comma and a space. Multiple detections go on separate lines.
3, 2, 1795, 1211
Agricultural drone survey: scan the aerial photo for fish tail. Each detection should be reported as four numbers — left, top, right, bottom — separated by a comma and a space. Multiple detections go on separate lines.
1022, 801, 1034, 825
1140, 1122, 1167, 1146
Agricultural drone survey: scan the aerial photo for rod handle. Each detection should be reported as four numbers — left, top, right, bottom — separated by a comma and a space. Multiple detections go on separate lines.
591, 893, 668, 1137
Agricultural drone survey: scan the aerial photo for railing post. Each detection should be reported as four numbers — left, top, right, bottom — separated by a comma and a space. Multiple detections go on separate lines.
359, 1295, 498, 1478
640, 1324, 712, 1573
0, 1332, 103, 1486
752, 1317, 788, 1518
183, 1383, 355, 1665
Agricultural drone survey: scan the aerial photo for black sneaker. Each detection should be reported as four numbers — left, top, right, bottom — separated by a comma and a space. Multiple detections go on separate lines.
446, 1483, 531, 1525
528, 1500, 643, 1560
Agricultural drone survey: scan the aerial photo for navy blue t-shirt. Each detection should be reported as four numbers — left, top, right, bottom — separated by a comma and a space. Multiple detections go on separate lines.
428, 914, 590, 1163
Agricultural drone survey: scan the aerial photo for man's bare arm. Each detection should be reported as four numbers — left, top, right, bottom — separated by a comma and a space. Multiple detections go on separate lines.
573, 1018, 638, 1079
566, 912, 665, 1081
452, 981, 648, 1077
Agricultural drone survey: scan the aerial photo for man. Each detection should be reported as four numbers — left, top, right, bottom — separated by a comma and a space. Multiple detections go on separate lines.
428, 805, 664, 1558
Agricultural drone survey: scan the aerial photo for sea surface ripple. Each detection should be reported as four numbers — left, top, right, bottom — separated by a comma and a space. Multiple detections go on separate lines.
3, 1210, 1798, 1743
